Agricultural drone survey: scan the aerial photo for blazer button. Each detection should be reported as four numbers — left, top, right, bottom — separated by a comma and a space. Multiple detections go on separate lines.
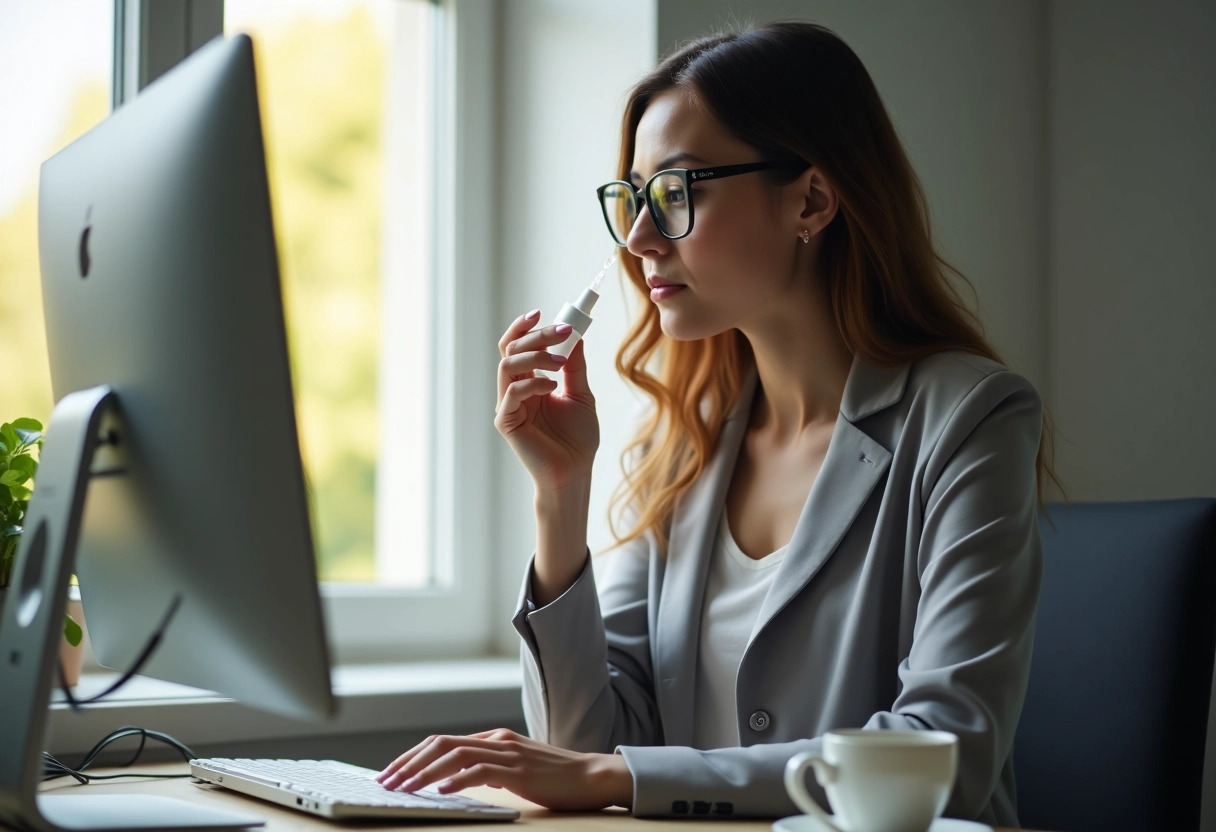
748, 710, 771, 731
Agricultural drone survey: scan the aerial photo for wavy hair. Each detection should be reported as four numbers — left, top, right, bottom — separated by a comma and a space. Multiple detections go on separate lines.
608, 22, 1061, 555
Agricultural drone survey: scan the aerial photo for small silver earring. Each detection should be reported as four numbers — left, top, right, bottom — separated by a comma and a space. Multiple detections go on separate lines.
799, 229, 810, 243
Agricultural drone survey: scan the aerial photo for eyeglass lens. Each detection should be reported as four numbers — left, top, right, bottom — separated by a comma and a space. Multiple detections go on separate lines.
600, 173, 691, 244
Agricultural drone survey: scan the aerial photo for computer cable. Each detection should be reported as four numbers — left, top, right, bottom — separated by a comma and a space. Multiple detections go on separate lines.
41, 725, 197, 784
56, 593, 183, 710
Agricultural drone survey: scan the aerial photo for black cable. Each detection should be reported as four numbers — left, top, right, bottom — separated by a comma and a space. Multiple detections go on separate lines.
57, 593, 183, 709
42, 725, 198, 784
42, 596, 192, 784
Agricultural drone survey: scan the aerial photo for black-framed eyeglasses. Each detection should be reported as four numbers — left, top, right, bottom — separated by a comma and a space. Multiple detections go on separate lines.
596, 160, 808, 246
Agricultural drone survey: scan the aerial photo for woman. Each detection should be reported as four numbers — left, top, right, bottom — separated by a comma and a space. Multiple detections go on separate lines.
376, 22, 1054, 826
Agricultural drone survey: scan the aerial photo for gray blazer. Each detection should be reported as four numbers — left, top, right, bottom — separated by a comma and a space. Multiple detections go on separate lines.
512, 351, 1043, 826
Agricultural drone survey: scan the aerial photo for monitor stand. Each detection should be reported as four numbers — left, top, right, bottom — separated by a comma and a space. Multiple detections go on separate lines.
0, 385, 263, 832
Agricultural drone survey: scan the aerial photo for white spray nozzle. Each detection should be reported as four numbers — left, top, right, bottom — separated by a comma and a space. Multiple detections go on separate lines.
588, 252, 618, 295
571, 252, 617, 316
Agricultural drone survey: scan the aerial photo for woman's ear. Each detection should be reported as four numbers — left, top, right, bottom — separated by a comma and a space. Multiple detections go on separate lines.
797, 166, 839, 238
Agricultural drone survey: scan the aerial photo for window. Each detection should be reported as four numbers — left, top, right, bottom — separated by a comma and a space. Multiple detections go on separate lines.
223, 0, 437, 588
220, 0, 499, 660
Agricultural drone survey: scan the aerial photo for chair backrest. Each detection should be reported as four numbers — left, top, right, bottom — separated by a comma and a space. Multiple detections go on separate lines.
1014, 499, 1216, 832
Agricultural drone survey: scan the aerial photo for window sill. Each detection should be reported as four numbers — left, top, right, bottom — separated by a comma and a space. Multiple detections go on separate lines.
46, 657, 524, 757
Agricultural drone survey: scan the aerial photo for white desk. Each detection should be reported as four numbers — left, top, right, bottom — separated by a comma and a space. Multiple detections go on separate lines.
26, 762, 1041, 832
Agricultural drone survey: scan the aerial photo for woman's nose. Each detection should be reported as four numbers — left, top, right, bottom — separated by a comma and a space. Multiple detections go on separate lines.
626, 202, 668, 259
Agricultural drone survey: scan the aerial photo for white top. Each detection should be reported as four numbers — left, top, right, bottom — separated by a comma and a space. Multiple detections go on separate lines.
691, 511, 788, 750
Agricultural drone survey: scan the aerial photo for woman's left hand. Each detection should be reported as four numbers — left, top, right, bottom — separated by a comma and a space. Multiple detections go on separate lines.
374, 728, 633, 811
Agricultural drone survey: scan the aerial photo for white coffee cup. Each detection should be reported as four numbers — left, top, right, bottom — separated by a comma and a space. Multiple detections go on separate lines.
784, 729, 958, 832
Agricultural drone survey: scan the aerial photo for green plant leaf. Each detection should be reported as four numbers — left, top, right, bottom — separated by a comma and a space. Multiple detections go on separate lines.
14, 428, 42, 447
11, 418, 43, 432
63, 614, 83, 647
0, 425, 17, 453
0, 470, 26, 487
9, 485, 31, 502
9, 456, 34, 479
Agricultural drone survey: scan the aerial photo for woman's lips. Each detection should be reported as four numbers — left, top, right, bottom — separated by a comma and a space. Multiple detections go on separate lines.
646, 276, 686, 302
649, 284, 686, 302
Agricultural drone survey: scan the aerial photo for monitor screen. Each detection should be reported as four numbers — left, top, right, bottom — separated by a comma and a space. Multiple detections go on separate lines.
35, 33, 334, 722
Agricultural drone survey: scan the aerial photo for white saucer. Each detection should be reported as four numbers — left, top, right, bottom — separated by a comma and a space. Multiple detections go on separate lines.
772, 815, 994, 832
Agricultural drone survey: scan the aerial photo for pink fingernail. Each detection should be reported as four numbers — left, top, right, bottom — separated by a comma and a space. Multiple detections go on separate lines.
436, 780, 454, 793
524, 309, 540, 320
549, 353, 568, 364
554, 323, 573, 335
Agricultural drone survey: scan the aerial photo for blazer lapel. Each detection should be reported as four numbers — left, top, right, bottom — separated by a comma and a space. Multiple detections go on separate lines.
750, 357, 908, 641
654, 370, 758, 747
652, 356, 909, 743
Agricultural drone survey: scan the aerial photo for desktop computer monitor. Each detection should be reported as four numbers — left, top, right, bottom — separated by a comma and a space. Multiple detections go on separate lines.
0, 34, 335, 832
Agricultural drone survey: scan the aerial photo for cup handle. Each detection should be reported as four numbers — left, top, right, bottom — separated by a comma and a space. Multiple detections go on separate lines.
784, 753, 845, 832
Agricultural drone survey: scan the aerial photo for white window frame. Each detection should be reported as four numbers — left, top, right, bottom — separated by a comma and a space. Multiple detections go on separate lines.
111, 0, 500, 664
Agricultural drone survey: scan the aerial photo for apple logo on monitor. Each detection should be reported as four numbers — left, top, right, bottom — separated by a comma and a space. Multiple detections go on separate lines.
79, 207, 93, 279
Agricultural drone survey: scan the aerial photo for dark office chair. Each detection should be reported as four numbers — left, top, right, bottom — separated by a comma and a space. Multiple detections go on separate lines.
1014, 499, 1216, 832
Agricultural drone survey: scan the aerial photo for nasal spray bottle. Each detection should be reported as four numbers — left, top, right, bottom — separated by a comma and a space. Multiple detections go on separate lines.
543, 253, 618, 391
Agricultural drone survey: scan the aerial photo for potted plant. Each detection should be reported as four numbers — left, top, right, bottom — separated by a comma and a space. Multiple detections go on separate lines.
0, 418, 86, 684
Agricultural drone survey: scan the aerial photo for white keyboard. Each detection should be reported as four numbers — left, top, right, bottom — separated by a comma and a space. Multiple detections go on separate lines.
190, 757, 519, 821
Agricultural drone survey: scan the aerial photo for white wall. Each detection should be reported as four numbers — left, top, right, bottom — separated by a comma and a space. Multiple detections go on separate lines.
656, 0, 1216, 503
1048, 0, 1216, 500
490, 0, 657, 653
657, 0, 1050, 388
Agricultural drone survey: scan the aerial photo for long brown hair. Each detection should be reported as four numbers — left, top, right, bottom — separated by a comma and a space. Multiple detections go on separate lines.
608, 22, 1061, 555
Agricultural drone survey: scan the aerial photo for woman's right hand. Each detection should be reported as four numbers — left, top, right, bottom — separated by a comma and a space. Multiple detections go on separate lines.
494, 310, 600, 492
